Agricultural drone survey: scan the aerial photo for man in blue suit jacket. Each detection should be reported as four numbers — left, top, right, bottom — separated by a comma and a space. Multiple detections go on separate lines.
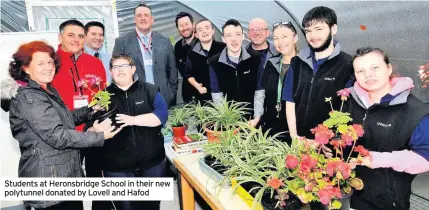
113, 3, 178, 106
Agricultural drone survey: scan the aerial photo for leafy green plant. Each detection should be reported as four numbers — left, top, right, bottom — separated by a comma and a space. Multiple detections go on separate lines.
167, 105, 192, 127
89, 90, 113, 111
78, 74, 112, 111
203, 98, 250, 131
203, 123, 301, 209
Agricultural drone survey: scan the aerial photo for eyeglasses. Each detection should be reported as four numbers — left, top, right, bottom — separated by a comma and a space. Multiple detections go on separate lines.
249, 28, 268, 33
272, 21, 297, 33
111, 64, 132, 71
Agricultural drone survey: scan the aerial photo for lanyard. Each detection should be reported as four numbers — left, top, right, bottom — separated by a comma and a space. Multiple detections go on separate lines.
136, 32, 152, 54
70, 57, 84, 95
277, 58, 283, 104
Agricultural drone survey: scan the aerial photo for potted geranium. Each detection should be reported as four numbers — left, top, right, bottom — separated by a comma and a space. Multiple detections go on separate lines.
77, 74, 117, 127
285, 89, 370, 210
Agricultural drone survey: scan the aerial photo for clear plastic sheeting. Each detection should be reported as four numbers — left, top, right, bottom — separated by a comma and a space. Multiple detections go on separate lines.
32, 5, 115, 53
0, 0, 28, 32
278, 1, 429, 102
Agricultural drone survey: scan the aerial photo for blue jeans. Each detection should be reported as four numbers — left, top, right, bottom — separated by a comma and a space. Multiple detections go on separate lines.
94, 160, 166, 210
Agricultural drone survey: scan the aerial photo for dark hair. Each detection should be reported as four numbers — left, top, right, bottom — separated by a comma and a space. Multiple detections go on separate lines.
352, 47, 390, 65
134, 3, 151, 16
302, 6, 337, 28
84, 21, 105, 35
222, 19, 242, 34
9, 41, 59, 80
109, 54, 135, 70
195, 19, 213, 29
175, 12, 193, 28
59, 19, 84, 33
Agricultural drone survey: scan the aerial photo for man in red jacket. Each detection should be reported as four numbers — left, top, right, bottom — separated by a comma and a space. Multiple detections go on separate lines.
51, 20, 107, 180
52, 19, 107, 121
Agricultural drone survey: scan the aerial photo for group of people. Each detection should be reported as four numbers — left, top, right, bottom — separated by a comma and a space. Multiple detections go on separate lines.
1, 3, 428, 210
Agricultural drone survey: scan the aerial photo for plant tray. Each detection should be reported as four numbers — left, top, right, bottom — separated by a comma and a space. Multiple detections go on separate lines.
231, 179, 263, 210
198, 156, 231, 188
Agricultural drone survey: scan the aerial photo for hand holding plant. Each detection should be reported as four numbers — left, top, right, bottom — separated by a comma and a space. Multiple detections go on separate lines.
77, 74, 112, 111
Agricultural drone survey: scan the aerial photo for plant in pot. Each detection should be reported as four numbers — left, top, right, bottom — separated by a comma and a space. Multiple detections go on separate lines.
77, 74, 117, 128
188, 101, 210, 133
284, 89, 370, 210
219, 124, 303, 210
202, 97, 250, 142
168, 105, 192, 137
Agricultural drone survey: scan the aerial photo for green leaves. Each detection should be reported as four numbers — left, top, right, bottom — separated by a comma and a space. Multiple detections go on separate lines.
167, 105, 192, 127
323, 111, 352, 129
89, 90, 112, 111
331, 200, 342, 209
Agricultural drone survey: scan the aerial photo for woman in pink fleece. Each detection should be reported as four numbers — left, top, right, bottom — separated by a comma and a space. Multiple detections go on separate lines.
348, 47, 429, 210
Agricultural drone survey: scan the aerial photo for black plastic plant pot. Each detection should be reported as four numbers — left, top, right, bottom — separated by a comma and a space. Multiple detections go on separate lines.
309, 192, 352, 210
261, 192, 302, 210
91, 105, 121, 131
203, 155, 230, 175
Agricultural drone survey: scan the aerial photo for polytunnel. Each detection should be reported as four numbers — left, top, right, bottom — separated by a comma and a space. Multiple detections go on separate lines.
1, 1, 429, 210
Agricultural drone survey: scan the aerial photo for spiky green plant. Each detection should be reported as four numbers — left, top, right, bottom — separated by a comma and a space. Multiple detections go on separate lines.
167, 104, 192, 127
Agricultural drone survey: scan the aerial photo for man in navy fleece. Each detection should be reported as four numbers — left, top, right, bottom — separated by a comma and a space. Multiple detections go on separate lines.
283, 6, 354, 143
96, 54, 168, 210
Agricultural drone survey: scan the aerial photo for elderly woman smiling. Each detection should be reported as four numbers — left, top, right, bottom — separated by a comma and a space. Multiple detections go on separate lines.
7, 41, 121, 210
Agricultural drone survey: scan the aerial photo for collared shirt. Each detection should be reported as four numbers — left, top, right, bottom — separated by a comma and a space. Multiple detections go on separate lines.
136, 29, 155, 84
84, 45, 112, 84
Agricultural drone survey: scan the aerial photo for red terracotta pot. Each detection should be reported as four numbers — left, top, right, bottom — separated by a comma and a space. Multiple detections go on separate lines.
172, 125, 186, 137
203, 124, 238, 143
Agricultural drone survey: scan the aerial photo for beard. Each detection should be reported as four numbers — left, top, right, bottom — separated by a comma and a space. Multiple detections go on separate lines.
309, 32, 332, 52
181, 29, 193, 39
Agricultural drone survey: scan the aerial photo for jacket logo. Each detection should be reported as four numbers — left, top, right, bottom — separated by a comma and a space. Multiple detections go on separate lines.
136, 100, 144, 105
377, 122, 392, 127
324, 77, 335, 81
244, 70, 251, 74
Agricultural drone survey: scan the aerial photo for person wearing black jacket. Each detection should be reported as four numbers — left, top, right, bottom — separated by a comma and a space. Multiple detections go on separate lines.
282, 7, 354, 142
262, 21, 298, 142
174, 12, 198, 103
209, 19, 264, 127
98, 54, 168, 210
185, 19, 225, 103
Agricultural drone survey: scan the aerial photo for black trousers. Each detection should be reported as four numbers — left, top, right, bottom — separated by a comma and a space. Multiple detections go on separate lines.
26, 201, 83, 210
92, 160, 166, 210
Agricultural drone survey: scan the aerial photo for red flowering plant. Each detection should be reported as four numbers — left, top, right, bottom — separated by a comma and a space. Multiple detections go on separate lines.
77, 74, 112, 111
418, 62, 429, 88
284, 89, 371, 209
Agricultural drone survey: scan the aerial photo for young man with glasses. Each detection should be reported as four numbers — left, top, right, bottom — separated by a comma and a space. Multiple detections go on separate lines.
246, 18, 278, 68
185, 19, 225, 103
282, 6, 354, 155
96, 54, 168, 210
208, 19, 264, 127
113, 3, 177, 106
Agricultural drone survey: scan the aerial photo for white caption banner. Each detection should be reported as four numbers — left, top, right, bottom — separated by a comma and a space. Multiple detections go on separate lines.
1, 178, 174, 201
